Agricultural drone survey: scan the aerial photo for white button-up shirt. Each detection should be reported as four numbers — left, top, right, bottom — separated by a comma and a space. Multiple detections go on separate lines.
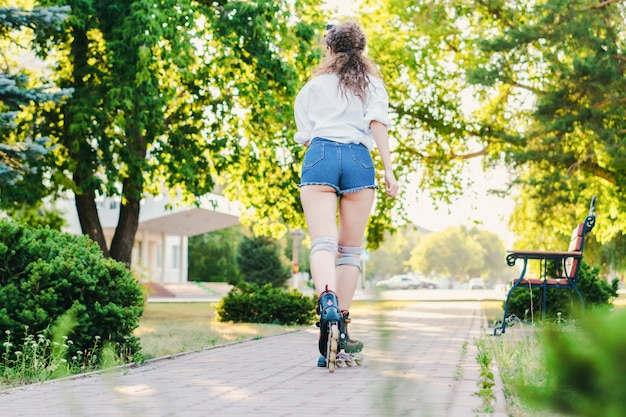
294, 73, 391, 150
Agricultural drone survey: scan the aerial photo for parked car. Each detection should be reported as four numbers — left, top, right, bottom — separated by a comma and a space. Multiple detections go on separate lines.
416, 277, 439, 289
468, 278, 486, 290
375, 275, 422, 290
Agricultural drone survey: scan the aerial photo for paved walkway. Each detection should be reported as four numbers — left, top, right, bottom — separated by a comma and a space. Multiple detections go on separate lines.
0, 302, 507, 417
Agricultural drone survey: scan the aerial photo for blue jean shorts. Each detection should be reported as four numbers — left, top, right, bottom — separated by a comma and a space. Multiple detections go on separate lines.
298, 137, 378, 195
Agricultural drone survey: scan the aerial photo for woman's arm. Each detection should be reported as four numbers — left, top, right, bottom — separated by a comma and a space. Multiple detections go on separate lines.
371, 120, 399, 198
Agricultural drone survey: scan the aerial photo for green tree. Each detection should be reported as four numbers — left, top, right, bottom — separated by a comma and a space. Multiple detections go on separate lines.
188, 226, 243, 282
361, 1, 494, 207
463, 0, 626, 258
0, 2, 71, 206
408, 226, 506, 283
409, 227, 486, 281
361, 1, 626, 274
9, 204, 66, 230
466, 226, 509, 280
18, 0, 326, 266
367, 224, 426, 279
236, 235, 291, 288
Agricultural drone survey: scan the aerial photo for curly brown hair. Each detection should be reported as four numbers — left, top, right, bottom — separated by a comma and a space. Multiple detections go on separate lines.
315, 21, 382, 102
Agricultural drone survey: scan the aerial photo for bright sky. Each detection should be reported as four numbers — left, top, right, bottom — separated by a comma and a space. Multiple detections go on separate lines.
322, 0, 360, 17
405, 162, 516, 246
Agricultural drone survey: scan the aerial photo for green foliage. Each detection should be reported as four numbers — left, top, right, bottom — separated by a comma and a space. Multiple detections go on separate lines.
0, 4, 71, 207
519, 309, 626, 417
474, 340, 496, 413
361, 1, 491, 206
209, 0, 329, 239
7, 204, 66, 230
216, 282, 316, 326
505, 260, 619, 320
0, 219, 144, 368
6, 0, 329, 264
368, 225, 424, 279
188, 226, 243, 282
408, 225, 507, 281
236, 235, 291, 288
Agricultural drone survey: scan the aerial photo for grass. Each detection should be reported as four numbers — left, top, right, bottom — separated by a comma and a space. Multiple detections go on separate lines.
135, 302, 299, 359
136, 299, 418, 360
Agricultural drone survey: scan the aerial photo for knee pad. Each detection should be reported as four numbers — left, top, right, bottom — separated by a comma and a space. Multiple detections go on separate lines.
336, 245, 361, 269
310, 237, 338, 257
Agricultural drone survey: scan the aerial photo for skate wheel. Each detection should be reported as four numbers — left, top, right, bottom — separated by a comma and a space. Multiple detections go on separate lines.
336, 353, 352, 368
353, 353, 363, 366
328, 324, 339, 373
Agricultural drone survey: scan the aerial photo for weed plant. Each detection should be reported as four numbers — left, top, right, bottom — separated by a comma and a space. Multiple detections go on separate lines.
479, 331, 545, 416
1, 325, 122, 389
474, 341, 496, 414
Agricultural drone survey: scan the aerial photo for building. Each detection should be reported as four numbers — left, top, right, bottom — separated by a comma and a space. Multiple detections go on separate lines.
58, 192, 240, 284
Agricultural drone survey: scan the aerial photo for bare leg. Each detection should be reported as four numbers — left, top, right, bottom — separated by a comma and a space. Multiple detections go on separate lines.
299, 185, 339, 294
336, 189, 376, 311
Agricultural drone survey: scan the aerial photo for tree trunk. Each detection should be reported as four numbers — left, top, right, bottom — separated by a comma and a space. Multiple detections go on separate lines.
109, 180, 141, 267
74, 188, 110, 257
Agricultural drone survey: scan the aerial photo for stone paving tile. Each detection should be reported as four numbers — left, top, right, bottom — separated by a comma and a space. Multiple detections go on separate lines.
0, 301, 507, 417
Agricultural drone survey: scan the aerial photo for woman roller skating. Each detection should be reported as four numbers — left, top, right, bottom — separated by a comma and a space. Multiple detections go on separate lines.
294, 21, 399, 372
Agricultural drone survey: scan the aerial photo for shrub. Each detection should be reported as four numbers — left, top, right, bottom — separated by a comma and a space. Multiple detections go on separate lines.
0, 219, 144, 368
519, 308, 626, 417
505, 260, 619, 321
216, 282, 316, 325
236, 235, 291, 287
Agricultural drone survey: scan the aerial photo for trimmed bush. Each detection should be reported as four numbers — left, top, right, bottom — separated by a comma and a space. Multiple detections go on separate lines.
0, 219, 144, 365
505, 260, 619, 321
216, 282, 316, 325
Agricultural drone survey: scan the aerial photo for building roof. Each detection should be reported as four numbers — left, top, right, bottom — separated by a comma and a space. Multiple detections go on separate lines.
60, 192, 240, 237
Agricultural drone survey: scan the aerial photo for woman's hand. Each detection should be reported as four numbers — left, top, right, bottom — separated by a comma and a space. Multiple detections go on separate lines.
385, 171, 399, 198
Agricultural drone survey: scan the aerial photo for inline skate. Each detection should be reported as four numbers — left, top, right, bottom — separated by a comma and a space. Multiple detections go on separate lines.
316, 286, 341, 372
335, 310, 364, 367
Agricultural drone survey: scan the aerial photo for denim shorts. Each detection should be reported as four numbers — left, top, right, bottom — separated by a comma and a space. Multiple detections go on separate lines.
299, 138, 378, 195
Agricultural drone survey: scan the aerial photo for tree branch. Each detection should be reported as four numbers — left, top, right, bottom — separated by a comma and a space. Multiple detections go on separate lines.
587, 0, 624, 10
452, 148, 487, 160
594, 96, 626, 109
567, 153, 616, 184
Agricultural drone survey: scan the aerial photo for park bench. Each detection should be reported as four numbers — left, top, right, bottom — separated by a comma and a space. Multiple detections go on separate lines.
493, 196, 596, 335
